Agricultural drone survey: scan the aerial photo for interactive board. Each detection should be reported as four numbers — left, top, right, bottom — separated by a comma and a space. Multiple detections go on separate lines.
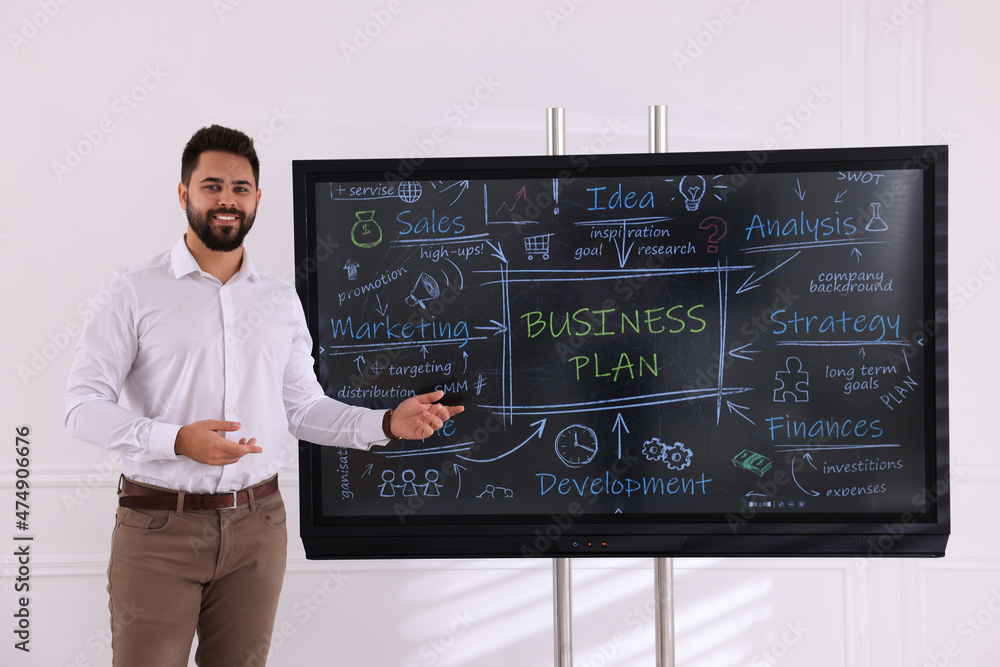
293, 146, 949, 558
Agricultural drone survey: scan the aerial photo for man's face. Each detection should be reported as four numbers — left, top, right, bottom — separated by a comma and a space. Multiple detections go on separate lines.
179, 150, 260, 253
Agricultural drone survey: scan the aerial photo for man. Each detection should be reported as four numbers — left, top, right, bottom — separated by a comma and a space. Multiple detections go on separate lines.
65, 124, 463, 666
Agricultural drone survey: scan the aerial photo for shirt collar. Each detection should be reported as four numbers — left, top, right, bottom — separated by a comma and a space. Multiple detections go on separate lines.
170, 236, 260, 284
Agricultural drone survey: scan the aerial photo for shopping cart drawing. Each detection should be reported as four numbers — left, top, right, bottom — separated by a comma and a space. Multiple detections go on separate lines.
523, 233, 553, 261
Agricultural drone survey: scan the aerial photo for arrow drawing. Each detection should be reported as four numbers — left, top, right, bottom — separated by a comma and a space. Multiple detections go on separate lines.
736, 251, 801, 294
444, 258, 464, 290
794, 178, 806, 200
474, 320, 508, 336
612, 412, 630, 459
729, 342, 760, 361
486, 240, 508, 264
354, 355, 365, 375
456, 419, 546, 463
726, 401, 756, 426
450, 463, 467, 498
613, 219, 635, 267
834, 190, 847, 203
852, 247, 862, 262
494, 185, 527, 215
792, 455, 820, 496
375, 294, 387, 316
440, 180, 469, 205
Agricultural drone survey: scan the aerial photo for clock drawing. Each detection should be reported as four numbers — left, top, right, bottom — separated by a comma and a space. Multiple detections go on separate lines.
555, 424, 599, 468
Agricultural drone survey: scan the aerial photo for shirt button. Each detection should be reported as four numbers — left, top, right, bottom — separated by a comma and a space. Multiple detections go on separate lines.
228, 364, 235, 370
227, 408, 234, 414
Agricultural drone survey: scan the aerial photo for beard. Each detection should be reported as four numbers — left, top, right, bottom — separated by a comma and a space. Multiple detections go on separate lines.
186, 204, 256, 253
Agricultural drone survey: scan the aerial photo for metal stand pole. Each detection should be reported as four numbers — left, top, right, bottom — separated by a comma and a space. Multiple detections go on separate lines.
649, 104, 676, 667
547, 106, 573, 667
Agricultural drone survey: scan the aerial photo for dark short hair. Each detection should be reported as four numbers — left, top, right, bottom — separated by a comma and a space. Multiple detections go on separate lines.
181, 125, 260, 187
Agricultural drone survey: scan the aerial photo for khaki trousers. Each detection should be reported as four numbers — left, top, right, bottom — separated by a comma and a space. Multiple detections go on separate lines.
107, 478, 287, 667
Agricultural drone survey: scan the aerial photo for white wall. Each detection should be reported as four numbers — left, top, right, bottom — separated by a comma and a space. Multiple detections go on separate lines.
2, 1, 998, 665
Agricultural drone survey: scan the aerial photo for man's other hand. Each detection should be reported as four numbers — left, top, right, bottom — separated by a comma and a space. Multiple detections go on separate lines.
175, 420, 262, 465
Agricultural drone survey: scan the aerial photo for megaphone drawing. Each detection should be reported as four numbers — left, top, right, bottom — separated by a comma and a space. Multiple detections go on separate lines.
405, 272, 440, 309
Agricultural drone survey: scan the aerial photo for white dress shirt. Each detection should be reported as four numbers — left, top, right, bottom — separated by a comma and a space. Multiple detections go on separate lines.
66, 237, 388, 493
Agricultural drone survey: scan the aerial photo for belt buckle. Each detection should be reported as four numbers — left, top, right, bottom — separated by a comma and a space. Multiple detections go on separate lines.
218, 491, 239, 510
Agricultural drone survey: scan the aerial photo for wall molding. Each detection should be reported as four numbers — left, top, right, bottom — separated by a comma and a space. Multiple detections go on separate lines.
841, 0, 868, 145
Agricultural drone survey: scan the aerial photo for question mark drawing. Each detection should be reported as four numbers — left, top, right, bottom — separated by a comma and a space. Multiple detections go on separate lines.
699, 216, 728, 253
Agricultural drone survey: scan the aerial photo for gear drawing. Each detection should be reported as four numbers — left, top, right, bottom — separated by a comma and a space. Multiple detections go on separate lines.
642, 438, 666, 461
662, 441, 694, 471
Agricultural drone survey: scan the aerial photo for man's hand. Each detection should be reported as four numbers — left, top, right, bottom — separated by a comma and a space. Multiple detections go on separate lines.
390, 391, 465, 440
174, 420, 262, 465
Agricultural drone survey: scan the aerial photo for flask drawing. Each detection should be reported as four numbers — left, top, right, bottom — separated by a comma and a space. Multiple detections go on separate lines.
865, 202, 888, 232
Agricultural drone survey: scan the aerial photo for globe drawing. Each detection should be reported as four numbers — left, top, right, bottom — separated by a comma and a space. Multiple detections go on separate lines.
398, 181, 422, 203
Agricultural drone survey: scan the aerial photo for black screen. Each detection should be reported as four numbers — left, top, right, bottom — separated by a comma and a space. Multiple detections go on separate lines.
293, 146, 949, 558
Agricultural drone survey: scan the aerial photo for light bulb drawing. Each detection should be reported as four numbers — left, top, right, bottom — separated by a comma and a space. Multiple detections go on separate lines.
679, 175, 707, 211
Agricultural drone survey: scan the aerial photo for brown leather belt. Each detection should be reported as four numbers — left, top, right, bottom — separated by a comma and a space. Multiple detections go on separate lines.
119, 476, 278, 511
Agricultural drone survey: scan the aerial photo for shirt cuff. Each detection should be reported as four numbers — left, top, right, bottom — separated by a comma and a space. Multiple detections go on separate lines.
363, 410, 391, 447
147, 421, 182, 461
